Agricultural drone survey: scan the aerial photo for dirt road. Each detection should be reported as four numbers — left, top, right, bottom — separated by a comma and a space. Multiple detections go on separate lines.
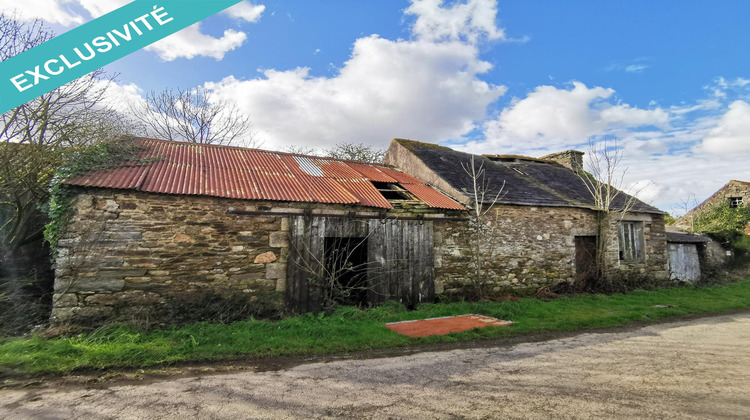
2, 313, 749, 419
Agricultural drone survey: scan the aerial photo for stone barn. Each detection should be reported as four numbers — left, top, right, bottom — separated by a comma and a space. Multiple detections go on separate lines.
676, 180, 750, 233
53, 137, 672, 325
384, 138, 669, 293
52, 138, 465, 323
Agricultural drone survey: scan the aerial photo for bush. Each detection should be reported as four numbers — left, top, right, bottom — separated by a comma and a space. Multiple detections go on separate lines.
0, 281, 51, 337
693, 201, 750, 237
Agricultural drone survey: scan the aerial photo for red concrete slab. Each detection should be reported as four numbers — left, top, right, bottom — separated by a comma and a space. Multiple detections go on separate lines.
385, 314, 512, 338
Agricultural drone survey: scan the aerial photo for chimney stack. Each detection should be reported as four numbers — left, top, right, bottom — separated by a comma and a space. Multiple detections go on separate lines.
541, 150, 584, 173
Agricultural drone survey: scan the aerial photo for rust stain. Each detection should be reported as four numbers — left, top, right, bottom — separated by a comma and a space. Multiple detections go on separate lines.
63, 137, 465, 211
385, 314, 512, 338
400, 183, 464, 210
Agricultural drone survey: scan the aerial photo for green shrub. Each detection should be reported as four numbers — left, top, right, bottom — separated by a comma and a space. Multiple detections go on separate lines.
693, 201, 750, 237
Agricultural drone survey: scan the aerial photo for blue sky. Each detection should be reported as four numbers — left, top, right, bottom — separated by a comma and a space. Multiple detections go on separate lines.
3, 0, 750, 213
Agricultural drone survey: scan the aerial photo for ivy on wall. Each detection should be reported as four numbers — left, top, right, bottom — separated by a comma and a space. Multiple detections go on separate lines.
693, 201, 750, 234
693, 201, 750, 253
44, 137, 153, 253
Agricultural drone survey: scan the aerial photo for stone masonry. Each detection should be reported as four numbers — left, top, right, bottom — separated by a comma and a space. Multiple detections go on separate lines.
434, 205, 668, 295
53, 189, 668, 323
676, 180, 750, 232
52, 189, 292, 323
52, 188, 460, 324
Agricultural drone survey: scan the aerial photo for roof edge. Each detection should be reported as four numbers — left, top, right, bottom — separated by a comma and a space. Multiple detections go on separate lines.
132, 136, 397, 168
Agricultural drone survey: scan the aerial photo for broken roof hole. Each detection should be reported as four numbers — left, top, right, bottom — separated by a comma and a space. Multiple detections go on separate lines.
371, 181, 413, 201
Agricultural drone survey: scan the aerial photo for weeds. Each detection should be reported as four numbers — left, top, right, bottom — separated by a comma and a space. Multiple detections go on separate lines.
1, 279, 749, 375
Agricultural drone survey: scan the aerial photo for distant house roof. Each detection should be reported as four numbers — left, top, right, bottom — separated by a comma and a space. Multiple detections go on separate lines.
63, 138, 464, 210
666, 232, 710, 243
391, 139, 663, 214
675, 179, 750, 228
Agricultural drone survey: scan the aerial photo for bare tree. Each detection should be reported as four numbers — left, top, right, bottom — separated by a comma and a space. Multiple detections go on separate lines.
577, 139, 644, 284
131, 86, 260, 147
282, 142, 385, 163
0, 13, 129, 334
0, 14, 127, 252
0, 13, 49, 61
325, 142, 384, 163
461, 155, 505, 299
283, 145, 320, 156
673, 194, 699, 232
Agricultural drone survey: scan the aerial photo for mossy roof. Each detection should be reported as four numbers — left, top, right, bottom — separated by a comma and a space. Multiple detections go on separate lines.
394, 139, 663, 214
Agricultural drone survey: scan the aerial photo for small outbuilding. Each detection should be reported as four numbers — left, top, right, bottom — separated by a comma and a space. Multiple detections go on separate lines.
52, 138, 464, 323
54, 137, 673, 325
384, 138, 670, 293
666, 231, 710, 283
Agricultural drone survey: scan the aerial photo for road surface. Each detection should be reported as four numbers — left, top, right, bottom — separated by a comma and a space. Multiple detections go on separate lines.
2, 313, 749, 419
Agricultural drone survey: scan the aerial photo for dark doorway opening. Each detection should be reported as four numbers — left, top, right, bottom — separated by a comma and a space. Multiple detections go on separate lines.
575, 236, 598, 284
324, 237, 369, 307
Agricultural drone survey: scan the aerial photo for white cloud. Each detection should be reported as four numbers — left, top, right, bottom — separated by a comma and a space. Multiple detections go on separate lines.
616, 147, 750, 213
626, 180, 661, 204
225, 2, 265, 23
696, 100, 750, 156
146, 24, 247, 61
625, 64, 648, 73
599, 103, 669, 127
0, 0, 82, 25
704, 76, 750, 99
669, 99, 722, 116
457, 79, 750, 212
208, 35, 505, 150
475, 82, 669, 154
4, 0, 263, 61
605, 59, 650, 74
598, 95, 750, 212
205, 0, 507, 150
75, 0, 127, 18
93, 80, 146, 115
405, 0, 505, 43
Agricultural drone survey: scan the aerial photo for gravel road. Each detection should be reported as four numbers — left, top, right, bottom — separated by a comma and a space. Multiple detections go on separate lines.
2, 313, 749, 419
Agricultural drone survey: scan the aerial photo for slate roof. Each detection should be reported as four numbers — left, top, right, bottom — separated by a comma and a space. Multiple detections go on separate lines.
395, 139, 663, 214
666, 232, 710, 243
63, 138, 464, 210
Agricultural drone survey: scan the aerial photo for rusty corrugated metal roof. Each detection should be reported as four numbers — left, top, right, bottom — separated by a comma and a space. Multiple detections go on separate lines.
63, 138, 464, 210
401, 184, 465, 210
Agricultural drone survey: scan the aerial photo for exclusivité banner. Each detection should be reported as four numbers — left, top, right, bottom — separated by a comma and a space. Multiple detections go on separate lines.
0, 0, 242, 114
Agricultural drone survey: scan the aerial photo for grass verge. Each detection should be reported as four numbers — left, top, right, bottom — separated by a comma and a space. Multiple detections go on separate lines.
2, 280, 750, 376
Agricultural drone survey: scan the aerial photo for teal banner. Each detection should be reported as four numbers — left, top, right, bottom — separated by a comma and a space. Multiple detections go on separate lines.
0, 0, 242, 114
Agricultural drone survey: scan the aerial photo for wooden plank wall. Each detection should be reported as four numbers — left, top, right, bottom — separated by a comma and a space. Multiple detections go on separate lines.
287, 216, 434, 312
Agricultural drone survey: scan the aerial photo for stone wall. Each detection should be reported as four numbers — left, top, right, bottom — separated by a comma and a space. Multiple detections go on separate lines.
52, 188, 459, 324
676, 180, 750, 231
434, 205, 668, 295
53, 188, 669, 324
53, 189, 294, 323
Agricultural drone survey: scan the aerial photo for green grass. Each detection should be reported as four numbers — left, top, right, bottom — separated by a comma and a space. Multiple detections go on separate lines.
2, 280, 750, 375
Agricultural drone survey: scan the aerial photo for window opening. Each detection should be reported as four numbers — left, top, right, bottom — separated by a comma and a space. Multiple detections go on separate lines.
371, 181, 413, 201
729, 197, 744, 208
618, 221, 644, 261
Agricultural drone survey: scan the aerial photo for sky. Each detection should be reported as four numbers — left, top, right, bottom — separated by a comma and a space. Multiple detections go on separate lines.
3, 0, 750, 214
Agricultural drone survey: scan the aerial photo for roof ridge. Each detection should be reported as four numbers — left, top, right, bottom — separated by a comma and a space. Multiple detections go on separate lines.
63, 137, 465, 211
134, 137, 395, 168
